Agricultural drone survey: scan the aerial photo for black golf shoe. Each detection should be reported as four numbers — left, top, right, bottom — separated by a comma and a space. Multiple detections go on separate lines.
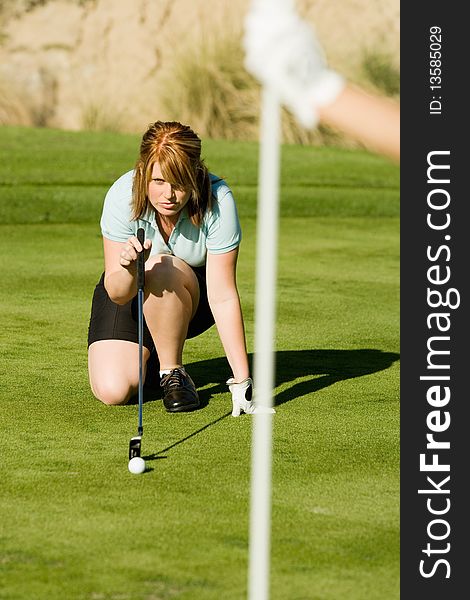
160, 368, 200, 412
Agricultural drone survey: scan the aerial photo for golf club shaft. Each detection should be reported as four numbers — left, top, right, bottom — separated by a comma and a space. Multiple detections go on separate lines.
137, 227, 145, 436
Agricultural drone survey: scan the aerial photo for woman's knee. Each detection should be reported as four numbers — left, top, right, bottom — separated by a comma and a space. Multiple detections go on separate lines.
146, 254, 197, 291
88, 342, 141, 406
145, 254, 199, 310
88, 340, 151, 405
90, 376, 136, 406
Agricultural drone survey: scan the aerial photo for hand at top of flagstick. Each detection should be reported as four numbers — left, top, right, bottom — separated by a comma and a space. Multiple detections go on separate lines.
243, 1, 400, 162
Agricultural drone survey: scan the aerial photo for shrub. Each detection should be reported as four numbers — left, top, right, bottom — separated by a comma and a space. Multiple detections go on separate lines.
81, 102, 124, 133
158, 31, 259, 142
159, 29, 359, 148
0, 77, 32, 126
362, 50, 400, 97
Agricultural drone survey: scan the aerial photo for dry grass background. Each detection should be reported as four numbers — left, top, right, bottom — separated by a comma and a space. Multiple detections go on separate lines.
0, 0, 399, 144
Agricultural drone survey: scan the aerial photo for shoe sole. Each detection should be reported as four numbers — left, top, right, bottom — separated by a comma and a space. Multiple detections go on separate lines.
165, 402, 200, 413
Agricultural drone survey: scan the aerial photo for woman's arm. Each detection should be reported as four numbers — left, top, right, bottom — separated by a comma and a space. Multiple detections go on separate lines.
206, 248, 250, 382
244, 5, 400, 163
103, 236, 151, 305
318, 84, 400, 163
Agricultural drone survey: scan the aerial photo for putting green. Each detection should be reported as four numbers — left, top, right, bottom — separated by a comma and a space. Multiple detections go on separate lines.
0, 126, 399, 600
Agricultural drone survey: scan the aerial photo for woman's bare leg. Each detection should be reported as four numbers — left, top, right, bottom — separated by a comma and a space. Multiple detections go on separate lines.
143, 254, 200, 370
88, 340, 150, 405
88, 254, 200, 408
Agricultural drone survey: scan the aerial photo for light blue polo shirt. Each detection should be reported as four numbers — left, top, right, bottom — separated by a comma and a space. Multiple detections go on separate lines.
100, 170, 242, 267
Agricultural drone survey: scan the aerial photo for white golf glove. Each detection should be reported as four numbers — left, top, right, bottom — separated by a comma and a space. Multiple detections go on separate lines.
227, 377, 276, 417
244, 4, 345, 128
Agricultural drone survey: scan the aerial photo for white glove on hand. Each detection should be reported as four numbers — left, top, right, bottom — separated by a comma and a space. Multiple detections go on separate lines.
227, 377, 276, 417
244, 6, 345, 128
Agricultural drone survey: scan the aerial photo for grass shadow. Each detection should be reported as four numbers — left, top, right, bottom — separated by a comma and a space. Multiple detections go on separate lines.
143, 411, 232, 461
143, 348, 398, 458
188, 348, 399, 408
273, 348, 399, 406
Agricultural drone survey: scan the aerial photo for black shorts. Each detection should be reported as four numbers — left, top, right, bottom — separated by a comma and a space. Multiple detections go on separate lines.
87, 265, 215, 351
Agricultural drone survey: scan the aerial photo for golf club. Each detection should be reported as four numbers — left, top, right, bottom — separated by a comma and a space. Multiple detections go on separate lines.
128, 227, 146, 464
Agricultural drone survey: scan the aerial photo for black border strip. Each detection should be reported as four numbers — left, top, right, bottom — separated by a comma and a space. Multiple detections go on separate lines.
400, 3, 467, 597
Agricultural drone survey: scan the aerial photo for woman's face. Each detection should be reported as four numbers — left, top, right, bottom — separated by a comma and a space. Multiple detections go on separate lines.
148, 162, 191, 218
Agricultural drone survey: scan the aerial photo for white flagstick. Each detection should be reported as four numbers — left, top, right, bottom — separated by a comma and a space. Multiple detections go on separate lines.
248, 85, 281, 599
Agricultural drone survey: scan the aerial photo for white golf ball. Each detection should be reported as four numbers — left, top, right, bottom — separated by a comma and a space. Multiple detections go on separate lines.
128, 456, 146, 474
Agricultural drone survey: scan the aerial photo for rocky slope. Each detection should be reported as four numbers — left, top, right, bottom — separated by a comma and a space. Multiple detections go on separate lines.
0, 0, 399, 136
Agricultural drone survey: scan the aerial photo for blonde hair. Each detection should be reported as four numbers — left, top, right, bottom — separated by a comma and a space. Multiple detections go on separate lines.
132, 121, 212, 226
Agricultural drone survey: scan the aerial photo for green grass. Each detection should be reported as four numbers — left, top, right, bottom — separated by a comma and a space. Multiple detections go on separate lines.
0, 126, 399, 600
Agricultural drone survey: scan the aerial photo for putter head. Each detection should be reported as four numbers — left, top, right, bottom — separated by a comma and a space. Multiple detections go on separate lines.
129, 436, 142, 460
